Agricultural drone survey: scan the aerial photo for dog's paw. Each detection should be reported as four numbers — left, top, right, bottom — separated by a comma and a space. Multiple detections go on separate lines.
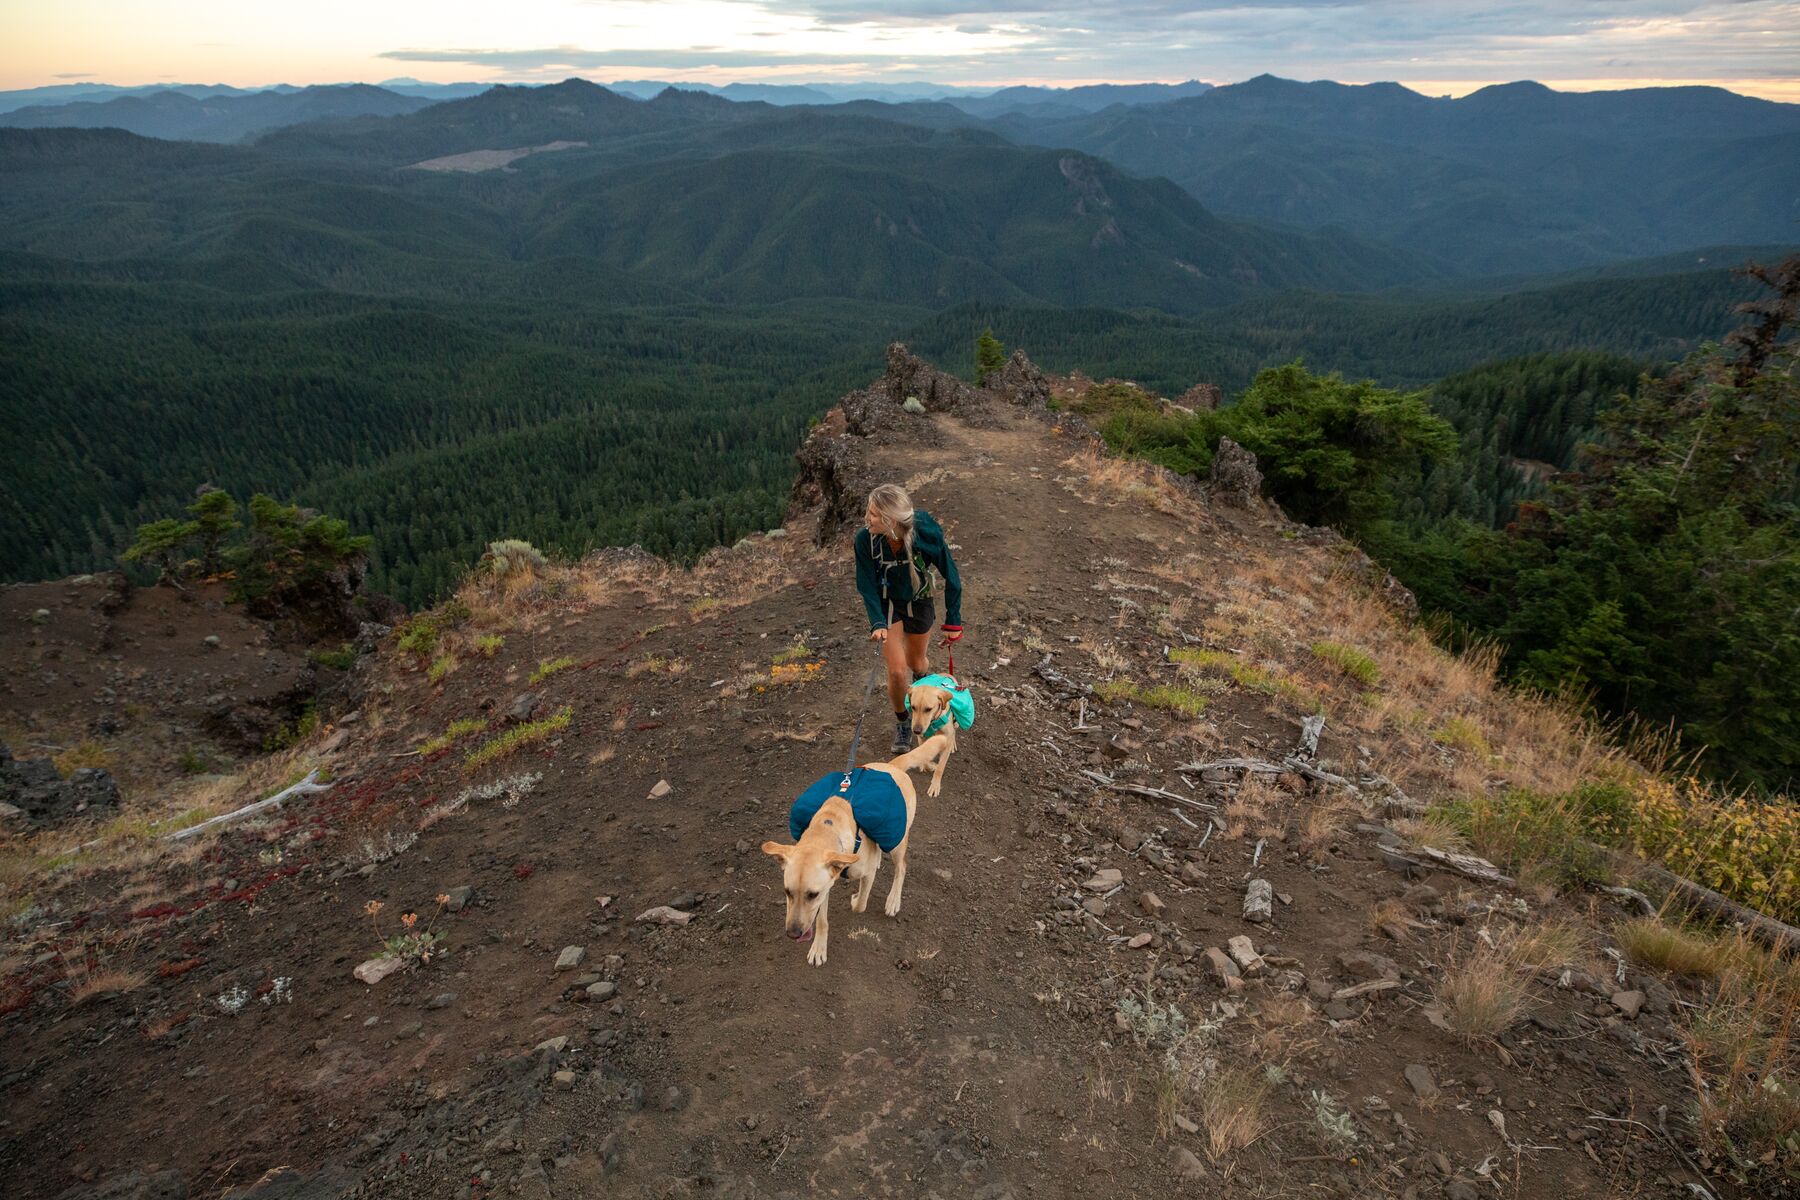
884, 894, 903, 918
927, 779, 943, 798
806, 943, 828, 967
850, 893, 868, 913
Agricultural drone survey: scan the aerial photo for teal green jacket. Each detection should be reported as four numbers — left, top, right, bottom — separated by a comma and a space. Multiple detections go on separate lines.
905, 673, 976, 736
854, 509, 963, 630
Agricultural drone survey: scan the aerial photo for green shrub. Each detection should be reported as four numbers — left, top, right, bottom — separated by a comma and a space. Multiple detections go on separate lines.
1096, 678, 1208, 718
465, 707, 572, 772
1448, 788, 1613, 888
529, 656, 576, 685
1311, 641, 1381, 686
482, 539, 547, 577
309, 643, 357, 671
420, 717, 488, 757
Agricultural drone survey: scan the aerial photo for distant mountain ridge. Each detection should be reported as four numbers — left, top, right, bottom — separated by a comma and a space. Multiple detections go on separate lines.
1, 81, 1436, 312
997, 74, 1800, 273
0, 84, 434, 143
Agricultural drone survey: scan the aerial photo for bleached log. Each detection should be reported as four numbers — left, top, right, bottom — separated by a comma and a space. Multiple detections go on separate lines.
1098, 778, 1220, 812
1594, 846, 1800, 955
164, 770, 332, 842
1174, 756, 1355, 790
1296, 714, 1325, 759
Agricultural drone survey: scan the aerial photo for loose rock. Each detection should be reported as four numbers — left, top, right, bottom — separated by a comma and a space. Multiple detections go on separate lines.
1243, 878, 1273, 924
1403, 1063, 1440, 1103
1337, 950, 1402, 982
1225, 935, 1264, 975
555, 946, 587, 971
636, 906, 694, 926
353, 956, 406, 985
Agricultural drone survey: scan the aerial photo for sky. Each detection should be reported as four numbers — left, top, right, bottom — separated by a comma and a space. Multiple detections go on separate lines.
5, 0, 1799, 101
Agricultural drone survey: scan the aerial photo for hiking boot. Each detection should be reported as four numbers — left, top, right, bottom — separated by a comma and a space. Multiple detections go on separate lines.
891, 715, 913, 753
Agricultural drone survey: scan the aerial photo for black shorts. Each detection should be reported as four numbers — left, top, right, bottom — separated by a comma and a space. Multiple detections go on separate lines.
884, 595, 936, 635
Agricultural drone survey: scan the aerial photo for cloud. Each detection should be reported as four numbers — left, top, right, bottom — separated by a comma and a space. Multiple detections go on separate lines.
379, 0, 1800, 91
381, 45, 932, 70
51, 72, 94, 79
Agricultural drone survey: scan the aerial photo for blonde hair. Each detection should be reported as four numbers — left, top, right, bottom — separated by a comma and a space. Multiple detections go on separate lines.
867, 484, 922, 593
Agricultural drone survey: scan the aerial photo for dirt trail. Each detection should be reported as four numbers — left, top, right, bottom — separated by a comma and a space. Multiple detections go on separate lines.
2, 400, 1706, 1200
465, 415, 1164, 1197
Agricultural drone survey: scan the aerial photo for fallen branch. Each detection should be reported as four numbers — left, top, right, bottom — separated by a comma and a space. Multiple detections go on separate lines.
1589, 842, 1800, 955
1333, 979, 1400, 1001
1600, 884, 1658, 918
1380, 843, 1515, 886
1032, 653, 1091, 696
1173, 756, 1354, 790
164, 770, 332, 842
1098, 778, 1219, 812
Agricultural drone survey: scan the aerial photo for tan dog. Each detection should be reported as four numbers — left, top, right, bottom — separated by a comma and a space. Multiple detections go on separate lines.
906, 681, 959, 798
762, 733, 949, 967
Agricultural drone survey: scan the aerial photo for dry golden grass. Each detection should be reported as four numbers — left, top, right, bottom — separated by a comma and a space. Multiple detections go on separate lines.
1193, 1065, 1274, 1161
627, 654, 688, 678
54, 740, 116, 775
1296, 795, 1353, 853
1059, 447, 1187, 515
1221, 776, 1275, 840
66, 967, 147, 1006
1210, 546, 1626, 803
1616, 917, 1736, 979
1503, 918, 1590, 972
1078, 636, 1131, 675
1366, 898, 1418, 939
1393, 809, 1468, 853
1435, 940, 1532, 1041
1670, 932, 1800, 1177
1251, 992, 1317, 1057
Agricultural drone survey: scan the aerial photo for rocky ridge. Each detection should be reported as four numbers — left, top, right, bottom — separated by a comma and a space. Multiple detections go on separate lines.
0, 348, 1728, 1199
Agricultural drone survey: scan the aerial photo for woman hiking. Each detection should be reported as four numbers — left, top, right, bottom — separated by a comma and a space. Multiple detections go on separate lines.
856, 484, 963, 752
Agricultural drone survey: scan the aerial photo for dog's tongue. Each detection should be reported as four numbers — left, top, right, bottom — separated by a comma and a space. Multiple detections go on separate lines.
790, 928, 814, 943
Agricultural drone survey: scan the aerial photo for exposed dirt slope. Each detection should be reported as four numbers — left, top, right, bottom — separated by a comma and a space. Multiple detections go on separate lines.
1, 387, 1713, 1200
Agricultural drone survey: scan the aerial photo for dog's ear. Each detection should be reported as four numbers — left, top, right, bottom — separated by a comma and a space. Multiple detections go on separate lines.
825, 851, 858, 869
761, 840, 795, 860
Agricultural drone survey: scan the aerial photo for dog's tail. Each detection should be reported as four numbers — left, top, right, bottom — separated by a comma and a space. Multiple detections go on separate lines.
887, 730, 951, 774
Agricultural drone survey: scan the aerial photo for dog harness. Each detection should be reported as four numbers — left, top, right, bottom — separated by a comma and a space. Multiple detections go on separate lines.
904, 673, 976, 737
788, 768, 909, 853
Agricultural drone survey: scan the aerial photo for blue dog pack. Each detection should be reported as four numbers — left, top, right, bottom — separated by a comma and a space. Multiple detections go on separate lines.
788, 768, 909, 853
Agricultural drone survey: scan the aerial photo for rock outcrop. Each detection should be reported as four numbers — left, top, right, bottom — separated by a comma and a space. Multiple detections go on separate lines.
1176, 382, 1222, 411
991, 349, 1051, 409
1207, 436, 1264, 506
0, 745, 120, 826
877, 342, 983, 414
792, 344, 979, 540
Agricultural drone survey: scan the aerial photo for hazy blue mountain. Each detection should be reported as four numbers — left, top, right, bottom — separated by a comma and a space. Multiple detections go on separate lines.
373, 79, 496, 101
995, 75, 1800, 274
606, 80, 839, 105
0, 84, 432, 143
0, 82, 289, 115
946, 80, 1212, 118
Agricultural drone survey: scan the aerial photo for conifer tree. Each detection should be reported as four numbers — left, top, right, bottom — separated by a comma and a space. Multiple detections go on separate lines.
975, 328, 1005, 386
